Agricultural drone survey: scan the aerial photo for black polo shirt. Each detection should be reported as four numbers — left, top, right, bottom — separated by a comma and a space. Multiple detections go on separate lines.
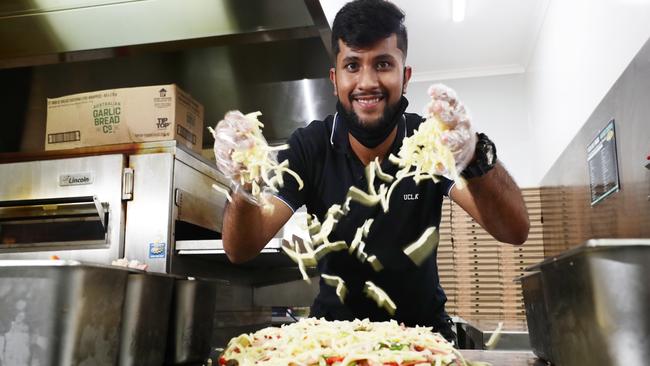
275, 111, 455, 328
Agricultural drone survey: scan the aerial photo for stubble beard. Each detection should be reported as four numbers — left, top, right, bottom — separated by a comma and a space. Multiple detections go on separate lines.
340, 95, 401, 133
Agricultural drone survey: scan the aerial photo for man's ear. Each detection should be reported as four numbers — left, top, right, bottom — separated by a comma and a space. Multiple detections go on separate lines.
402, 66, 412, 94
329, 67, 338, 96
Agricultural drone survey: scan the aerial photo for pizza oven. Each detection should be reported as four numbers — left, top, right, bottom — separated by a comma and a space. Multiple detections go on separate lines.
0, 140, 232, 277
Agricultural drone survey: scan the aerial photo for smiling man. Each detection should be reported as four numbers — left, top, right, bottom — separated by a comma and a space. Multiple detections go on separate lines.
214, 0, 529, 342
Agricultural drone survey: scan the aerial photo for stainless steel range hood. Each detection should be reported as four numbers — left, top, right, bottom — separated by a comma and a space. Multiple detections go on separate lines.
1, 0, 338, 150
0, 0, 331, 69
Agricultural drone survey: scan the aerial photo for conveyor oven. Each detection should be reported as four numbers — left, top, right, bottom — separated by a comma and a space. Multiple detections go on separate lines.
0, 141, 238, 277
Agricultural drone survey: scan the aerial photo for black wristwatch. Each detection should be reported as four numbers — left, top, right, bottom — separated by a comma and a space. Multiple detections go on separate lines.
461, 133, 497, 179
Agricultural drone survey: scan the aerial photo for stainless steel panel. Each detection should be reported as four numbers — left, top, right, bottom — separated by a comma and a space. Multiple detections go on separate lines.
166, 278, 219, 364
172, 152, 227, 232
519, 272, 553, 362
530, 239, 650, 366
0, 260, 130, 366
7, 35, 333, 153
214, 282, 253, 311
540, 37, 650, 257
0, 154, 125, 263
253, 278, 319, 308
174, 143, 228, 184
123, 152, 174, 273
118, 272, 174, 366
174, 188, 222, 232
0, 0, 315, 66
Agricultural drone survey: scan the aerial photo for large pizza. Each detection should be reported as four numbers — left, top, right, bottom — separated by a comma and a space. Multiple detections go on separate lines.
219, 318, 482, 366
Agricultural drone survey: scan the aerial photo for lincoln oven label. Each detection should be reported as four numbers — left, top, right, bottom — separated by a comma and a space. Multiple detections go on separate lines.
59, 172, 94, 186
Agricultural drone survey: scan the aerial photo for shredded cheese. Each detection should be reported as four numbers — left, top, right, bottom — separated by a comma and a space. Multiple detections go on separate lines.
484, 322, 504, 350
403, 227, 440, 267
209, 111, 304, 213
321, 274, 348, 303
363, 281, 397, 316
221, 318, 469, 366
389, 114, 465, 188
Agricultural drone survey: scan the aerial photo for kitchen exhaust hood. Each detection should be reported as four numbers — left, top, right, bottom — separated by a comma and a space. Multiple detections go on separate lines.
0, 0, 332, 69
1, 0, 339, 149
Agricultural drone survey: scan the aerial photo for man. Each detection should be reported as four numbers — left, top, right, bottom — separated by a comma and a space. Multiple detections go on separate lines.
214, 0, 529, 340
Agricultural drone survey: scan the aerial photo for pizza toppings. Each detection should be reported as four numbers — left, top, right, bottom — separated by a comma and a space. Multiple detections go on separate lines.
220, 318, 470, 366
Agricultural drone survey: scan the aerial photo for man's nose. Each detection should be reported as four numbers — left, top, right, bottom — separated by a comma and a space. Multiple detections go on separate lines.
357, 67, 379, 89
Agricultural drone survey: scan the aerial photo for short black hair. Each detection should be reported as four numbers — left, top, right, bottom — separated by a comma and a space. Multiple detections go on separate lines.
331, 0, 408, 60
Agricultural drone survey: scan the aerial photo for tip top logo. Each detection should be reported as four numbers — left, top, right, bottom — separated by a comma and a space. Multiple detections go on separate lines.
156, 117, 170, 129
158, 88, 167, 97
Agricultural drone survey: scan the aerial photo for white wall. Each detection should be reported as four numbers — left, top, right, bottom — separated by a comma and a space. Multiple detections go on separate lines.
407, 73, 536, 187
526, 0, 650, 184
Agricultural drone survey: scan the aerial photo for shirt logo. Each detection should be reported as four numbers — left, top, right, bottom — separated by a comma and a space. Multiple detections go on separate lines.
403, 193, 419, 201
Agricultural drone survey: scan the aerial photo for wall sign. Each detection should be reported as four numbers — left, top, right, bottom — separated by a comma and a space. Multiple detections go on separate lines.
587, 119, 620, 206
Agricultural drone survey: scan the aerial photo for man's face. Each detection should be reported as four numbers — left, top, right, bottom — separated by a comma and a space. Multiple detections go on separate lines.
330, 34, 412, 129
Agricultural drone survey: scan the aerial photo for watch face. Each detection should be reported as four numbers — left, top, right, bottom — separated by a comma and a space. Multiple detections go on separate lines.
485, 145, 495, 165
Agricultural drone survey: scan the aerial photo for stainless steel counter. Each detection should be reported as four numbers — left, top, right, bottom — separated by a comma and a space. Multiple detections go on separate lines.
461, 350, 548, 366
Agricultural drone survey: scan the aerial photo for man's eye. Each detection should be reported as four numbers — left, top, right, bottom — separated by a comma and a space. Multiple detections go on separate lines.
377, 61, 391, 70
344, 63, 359, 72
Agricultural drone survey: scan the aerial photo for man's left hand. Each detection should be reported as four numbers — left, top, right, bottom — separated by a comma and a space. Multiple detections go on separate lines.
426, 83, 477, 172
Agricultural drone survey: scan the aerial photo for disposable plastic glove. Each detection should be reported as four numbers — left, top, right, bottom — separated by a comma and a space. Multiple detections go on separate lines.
425, 83, 477, 173
208, 110, 273, 206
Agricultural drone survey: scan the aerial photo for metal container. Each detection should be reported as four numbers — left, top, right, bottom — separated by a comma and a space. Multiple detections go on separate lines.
0, 260, 130, 366
165, 277, 219, 365
518, 271, 554, 362
118, 272, 174, 366
526, 239, 650, 366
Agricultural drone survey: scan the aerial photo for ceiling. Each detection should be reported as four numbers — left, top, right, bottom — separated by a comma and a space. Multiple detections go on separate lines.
319, 0, 550, 82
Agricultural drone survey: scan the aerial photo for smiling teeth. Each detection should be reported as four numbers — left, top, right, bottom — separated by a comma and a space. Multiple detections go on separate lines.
357, 98, 381, 103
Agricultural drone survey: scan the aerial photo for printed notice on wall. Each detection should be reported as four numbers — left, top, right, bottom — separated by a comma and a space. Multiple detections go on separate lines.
587, 119, 620, 206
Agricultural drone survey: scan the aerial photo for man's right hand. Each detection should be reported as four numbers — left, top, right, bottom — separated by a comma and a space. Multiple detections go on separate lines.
209, 110, 258, 183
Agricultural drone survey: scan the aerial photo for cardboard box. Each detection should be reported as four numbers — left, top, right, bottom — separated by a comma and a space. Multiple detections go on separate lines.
45, 84, 204, 153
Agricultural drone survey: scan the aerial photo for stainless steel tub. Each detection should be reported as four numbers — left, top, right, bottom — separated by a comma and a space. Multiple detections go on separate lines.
518, 271, 554, 363
165, 277, 219, 365
0, 260, 130, 366
118, 271, 174, 366
527, 239, 650, 366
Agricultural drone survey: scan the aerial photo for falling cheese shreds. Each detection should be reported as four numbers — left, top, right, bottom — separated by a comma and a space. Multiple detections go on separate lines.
485, 322, 504, 350
321, 274, 348, 303
363, 281, 397, 316
269, 104, 464, 316
371, 157, 395, 183
281, 238, 316, 282
367, 255, 384, 272
403, 226, 440, 266
313, 240, 348, 260
311, 204, 346, 246
355, 241, 369, 263
349, 218, 374, 256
